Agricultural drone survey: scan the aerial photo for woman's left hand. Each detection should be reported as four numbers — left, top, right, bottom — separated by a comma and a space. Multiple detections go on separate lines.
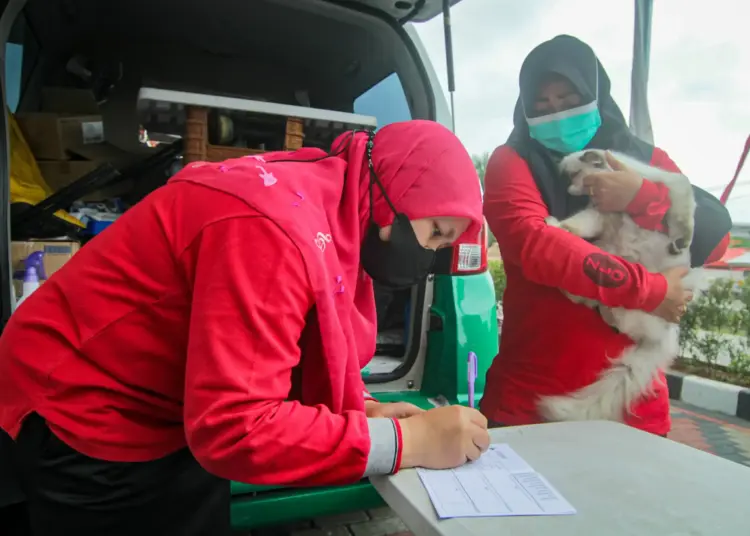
365, 400, 425, 419
581, 152, 643, 212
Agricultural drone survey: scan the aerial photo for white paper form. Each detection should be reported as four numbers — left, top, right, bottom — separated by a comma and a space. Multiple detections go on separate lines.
416, 444, 576, 519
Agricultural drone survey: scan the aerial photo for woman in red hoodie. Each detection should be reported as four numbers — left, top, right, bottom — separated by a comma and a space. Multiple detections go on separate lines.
481, 36, 732, 436
0, 120, 490, 535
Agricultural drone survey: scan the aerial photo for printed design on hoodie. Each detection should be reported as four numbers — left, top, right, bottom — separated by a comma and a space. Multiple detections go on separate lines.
315, 232, 332, 252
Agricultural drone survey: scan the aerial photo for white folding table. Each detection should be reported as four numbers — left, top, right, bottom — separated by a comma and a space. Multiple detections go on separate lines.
371, 420, 750, 535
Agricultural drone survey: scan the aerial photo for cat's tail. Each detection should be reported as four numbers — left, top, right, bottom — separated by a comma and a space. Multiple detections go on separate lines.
538, 335, 677, 423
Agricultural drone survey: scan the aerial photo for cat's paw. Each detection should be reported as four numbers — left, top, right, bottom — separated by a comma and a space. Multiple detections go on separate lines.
562, 224, 579, 235
668, 238, 689, 255
546, 216, 583, 236
567, 183, 585, 196
559, 221, 582, 236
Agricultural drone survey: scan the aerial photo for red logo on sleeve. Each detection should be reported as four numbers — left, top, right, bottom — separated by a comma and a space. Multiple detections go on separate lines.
583, 253, 628, 288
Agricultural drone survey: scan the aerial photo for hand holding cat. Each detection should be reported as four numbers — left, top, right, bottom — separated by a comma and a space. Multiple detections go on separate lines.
652, 266, 694, 324
581, 152, 644, 212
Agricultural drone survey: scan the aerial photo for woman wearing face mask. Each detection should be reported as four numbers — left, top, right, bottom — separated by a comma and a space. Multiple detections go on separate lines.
0, 120, 490, 536
481, 35, 731, 436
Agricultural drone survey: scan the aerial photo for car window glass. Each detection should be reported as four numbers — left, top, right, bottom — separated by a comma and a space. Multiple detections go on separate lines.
4, 12, 39, 112
4, 42, 23, 112
354, 72, 411, 129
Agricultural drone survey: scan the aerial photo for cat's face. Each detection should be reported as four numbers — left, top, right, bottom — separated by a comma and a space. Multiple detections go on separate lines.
559, 150, 612, 195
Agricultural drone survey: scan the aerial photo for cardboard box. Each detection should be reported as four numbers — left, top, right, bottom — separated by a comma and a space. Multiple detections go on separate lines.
11, 240, 80, 298
16, 87, 105, 161
36, 141, 138, 200
37, 160, 134, 201
37, 160, 101, 191
16, 113, 104, 160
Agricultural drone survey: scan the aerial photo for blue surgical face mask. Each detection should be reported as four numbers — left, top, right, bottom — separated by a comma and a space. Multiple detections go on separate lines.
526, 101, 602, 154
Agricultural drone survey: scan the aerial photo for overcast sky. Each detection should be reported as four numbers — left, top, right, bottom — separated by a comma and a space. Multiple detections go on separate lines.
414, 0, 749, 224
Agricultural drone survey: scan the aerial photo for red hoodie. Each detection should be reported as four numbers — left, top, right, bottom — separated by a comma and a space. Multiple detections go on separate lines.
481, 145, 728, 435
0, 120, 483, 487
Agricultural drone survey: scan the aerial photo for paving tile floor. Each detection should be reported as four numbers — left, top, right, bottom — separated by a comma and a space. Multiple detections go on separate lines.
238, 401, 750, 536
668, 400, 750, 465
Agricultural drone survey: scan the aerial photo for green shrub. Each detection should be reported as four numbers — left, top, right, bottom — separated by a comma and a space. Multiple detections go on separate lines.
488, 259, 507, 301
679, 274, 750, 382
487, 229, 497, 248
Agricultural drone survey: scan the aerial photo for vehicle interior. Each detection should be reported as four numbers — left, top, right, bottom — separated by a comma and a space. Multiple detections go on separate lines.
1, 0, 446, 377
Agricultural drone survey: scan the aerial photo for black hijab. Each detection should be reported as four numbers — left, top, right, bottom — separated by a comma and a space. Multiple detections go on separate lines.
506, 34, 731, 266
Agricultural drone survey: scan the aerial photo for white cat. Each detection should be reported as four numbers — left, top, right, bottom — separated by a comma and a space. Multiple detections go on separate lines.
539, 149, 697, 423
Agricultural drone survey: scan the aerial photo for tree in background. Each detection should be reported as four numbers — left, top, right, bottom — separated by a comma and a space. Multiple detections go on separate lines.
472, 152, 490, 189
472, 152, 496, 247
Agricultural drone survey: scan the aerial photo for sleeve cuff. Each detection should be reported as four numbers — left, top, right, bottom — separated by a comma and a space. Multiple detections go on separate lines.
363, 418, 400, 477
393, 419, 404, 473
641, 273, 668, 312
625, 179, 660, 216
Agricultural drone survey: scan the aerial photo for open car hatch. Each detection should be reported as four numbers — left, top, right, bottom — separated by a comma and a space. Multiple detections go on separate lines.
330, 0, 463, 23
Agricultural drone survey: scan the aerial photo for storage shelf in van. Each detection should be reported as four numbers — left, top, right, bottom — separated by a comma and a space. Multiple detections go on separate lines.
136, 87, 377, 134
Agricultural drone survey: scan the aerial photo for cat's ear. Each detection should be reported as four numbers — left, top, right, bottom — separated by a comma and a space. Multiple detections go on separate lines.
580, 150, 607, 168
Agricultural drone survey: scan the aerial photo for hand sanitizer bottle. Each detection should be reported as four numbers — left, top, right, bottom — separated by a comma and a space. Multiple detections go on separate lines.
16, 251, 44, 308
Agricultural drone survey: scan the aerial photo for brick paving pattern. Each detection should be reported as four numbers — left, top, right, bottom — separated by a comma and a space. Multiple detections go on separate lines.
668, 400, 750, 465
238, 401, 750, 536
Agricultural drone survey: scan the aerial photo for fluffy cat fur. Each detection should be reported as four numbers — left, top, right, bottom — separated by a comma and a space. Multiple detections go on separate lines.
539, 149, 697, 423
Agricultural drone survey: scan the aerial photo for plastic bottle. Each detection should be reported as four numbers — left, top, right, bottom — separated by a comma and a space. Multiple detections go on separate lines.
15, 251, 45, 308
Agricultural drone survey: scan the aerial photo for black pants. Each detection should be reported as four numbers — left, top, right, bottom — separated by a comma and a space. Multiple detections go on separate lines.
13, 414, 230, 536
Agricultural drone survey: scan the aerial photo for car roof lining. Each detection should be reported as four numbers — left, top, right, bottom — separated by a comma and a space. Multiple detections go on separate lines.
22, 0, 426, 111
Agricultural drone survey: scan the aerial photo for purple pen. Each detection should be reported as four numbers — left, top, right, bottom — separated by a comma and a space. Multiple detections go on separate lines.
467, 351, 478, 409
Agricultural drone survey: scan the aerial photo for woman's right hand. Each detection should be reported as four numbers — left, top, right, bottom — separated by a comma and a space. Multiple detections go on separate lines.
398, 405, 490, 470
652, 266, 693, 324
